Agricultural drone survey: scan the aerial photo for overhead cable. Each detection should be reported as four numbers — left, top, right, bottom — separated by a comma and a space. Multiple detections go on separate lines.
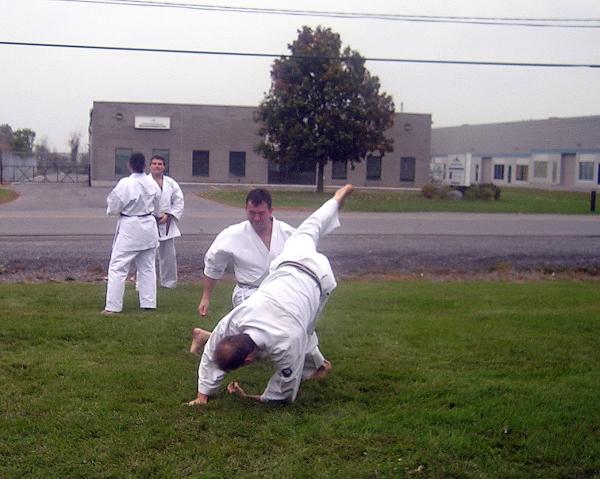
50, 0, 600, 28
2, 40, 599, 68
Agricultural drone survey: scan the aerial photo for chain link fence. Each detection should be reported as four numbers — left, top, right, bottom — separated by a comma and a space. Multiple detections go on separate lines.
0, 150, 90, 184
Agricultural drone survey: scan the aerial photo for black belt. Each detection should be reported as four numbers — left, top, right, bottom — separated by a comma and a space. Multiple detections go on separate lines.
277, 261, 322, 296
120, 213, 152, 217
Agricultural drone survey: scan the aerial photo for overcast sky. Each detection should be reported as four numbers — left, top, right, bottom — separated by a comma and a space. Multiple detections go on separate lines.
1, 0, 600, 151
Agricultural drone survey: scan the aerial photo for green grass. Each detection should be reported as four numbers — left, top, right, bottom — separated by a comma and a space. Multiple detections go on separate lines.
199, 187, 596, 214
0, 186, 18, 204
1, 280, 599, 478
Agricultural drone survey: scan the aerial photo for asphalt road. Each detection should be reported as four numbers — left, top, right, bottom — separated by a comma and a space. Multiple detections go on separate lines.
1, 183, 599, 282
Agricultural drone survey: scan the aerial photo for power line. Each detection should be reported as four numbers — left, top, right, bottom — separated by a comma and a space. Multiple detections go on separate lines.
2, 40, 599, 68
50, 0, 600, 28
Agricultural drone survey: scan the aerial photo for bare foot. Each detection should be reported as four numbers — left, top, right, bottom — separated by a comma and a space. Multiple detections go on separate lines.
334, 184, 354, 208
310, 359, 332, 380
100, 309, 118, 316
186, 393, 209, 406
190, 328, 211, 355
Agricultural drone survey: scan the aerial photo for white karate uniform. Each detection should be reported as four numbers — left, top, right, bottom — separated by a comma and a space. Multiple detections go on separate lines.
104, 173, 160, 312
197, 198, 341, 403
155, 175, 184, 288
203, 218, 295, 306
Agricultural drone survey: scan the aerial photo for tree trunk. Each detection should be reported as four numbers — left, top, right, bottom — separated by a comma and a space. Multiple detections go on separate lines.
316, 159, 325, 193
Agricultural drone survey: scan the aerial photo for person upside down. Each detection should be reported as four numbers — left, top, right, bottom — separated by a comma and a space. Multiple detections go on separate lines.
188, 184, 354, 405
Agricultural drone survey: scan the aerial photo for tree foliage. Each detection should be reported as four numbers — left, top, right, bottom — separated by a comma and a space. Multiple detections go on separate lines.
0, 124, 14, 150
256, 26, 395, 192
12, 128, 36, 153
69, 132, 81, 165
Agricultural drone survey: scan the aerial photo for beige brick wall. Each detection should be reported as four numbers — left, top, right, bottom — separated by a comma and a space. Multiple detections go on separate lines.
90, 101, 431, 188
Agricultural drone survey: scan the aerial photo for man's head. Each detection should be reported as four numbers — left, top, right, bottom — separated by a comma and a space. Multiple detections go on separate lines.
150, 155, 166, 178
214, 334, 258, 372
245, 188, 273, 234
129, 152, 146, 173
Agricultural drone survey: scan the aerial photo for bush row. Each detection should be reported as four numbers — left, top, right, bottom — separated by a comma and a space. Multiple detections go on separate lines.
421, 183, 501, 201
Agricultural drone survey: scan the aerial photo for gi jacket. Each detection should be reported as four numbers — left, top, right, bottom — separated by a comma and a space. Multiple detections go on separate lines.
154, 175, 184, 241
107, 173, 161, 251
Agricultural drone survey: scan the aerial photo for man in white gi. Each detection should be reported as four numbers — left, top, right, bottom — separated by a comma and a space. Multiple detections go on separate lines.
197, 188, 295, 315
148, 155, 184, 288
187, 184, 354, 405
102, 152, 161, 314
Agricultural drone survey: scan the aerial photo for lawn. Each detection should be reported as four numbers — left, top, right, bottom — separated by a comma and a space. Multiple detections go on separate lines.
0, 186, 18, 204
1, 280, 598, 478
198, 187, 596, 214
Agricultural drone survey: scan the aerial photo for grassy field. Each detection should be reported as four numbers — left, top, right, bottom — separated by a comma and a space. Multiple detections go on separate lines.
198, 187, 596, 214
1, 280, 599, 478
0, 186, 18, 204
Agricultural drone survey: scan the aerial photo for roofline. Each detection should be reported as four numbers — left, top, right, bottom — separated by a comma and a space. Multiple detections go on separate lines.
433, 114, 600, 130
92, 100, 258, 110
91, 100, 430, 117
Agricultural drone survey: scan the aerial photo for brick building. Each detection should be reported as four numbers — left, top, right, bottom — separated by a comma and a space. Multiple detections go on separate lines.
89, 101, 432, 188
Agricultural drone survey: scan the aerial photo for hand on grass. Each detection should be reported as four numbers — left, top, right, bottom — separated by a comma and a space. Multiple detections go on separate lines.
227, 381, 246, 398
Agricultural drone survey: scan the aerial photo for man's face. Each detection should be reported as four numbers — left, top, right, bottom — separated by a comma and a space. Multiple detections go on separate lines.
150, 159, 165, 176
246, 201, 272, 234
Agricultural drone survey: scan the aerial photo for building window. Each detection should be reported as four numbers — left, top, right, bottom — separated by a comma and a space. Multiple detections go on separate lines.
152, 149, 170, 175
331, 160, 347, 180
493, 164, 505, 180
579, 161, 594, 181
229, 151, 246, 177
192, 150, 209, 177
115, 148, 132, 177
400, 157, 416, 182
533, 161, 548, 179
516, 165, 528, 181
366, 155, 381, 180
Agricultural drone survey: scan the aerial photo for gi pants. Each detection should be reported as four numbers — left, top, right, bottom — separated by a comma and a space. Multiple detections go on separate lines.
157, 238, 177, 288
105, 247, 157, 312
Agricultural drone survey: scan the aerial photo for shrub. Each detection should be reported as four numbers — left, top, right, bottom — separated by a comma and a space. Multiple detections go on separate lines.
421, 182, 452, 199
421, 183, 438, 199
464, 183, 501, 201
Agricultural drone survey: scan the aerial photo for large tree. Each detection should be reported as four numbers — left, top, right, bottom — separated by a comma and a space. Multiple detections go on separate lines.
0, 124, 14, 150
12, 128, 36, 153
69, 131, 81, 166
256, 26, 395, 192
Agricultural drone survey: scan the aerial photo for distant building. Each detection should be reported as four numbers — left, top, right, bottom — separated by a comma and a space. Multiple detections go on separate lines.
89, 101, 432, 188
431, 116, 600, 190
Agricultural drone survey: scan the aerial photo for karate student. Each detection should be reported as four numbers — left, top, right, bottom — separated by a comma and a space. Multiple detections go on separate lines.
188, 184, 354, 405
197, 188, 295, 316
148, 155, 184, 288
102, 152, 161, 314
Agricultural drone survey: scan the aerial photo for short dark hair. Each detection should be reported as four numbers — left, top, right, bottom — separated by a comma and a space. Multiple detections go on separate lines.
129, 152, 145, 173
246, 188, 272, 209
150, 154, 165, 165
214, 334, 256, 371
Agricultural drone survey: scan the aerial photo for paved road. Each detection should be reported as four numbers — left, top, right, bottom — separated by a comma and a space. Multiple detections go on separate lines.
1, 183, 599, 281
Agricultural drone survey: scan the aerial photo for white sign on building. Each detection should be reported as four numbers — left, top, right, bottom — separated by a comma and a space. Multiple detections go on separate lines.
134, 116, 171, 130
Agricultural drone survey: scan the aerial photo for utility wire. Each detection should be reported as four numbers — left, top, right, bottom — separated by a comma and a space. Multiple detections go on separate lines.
2, 41, 599, 68
50, 0, 600, 28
